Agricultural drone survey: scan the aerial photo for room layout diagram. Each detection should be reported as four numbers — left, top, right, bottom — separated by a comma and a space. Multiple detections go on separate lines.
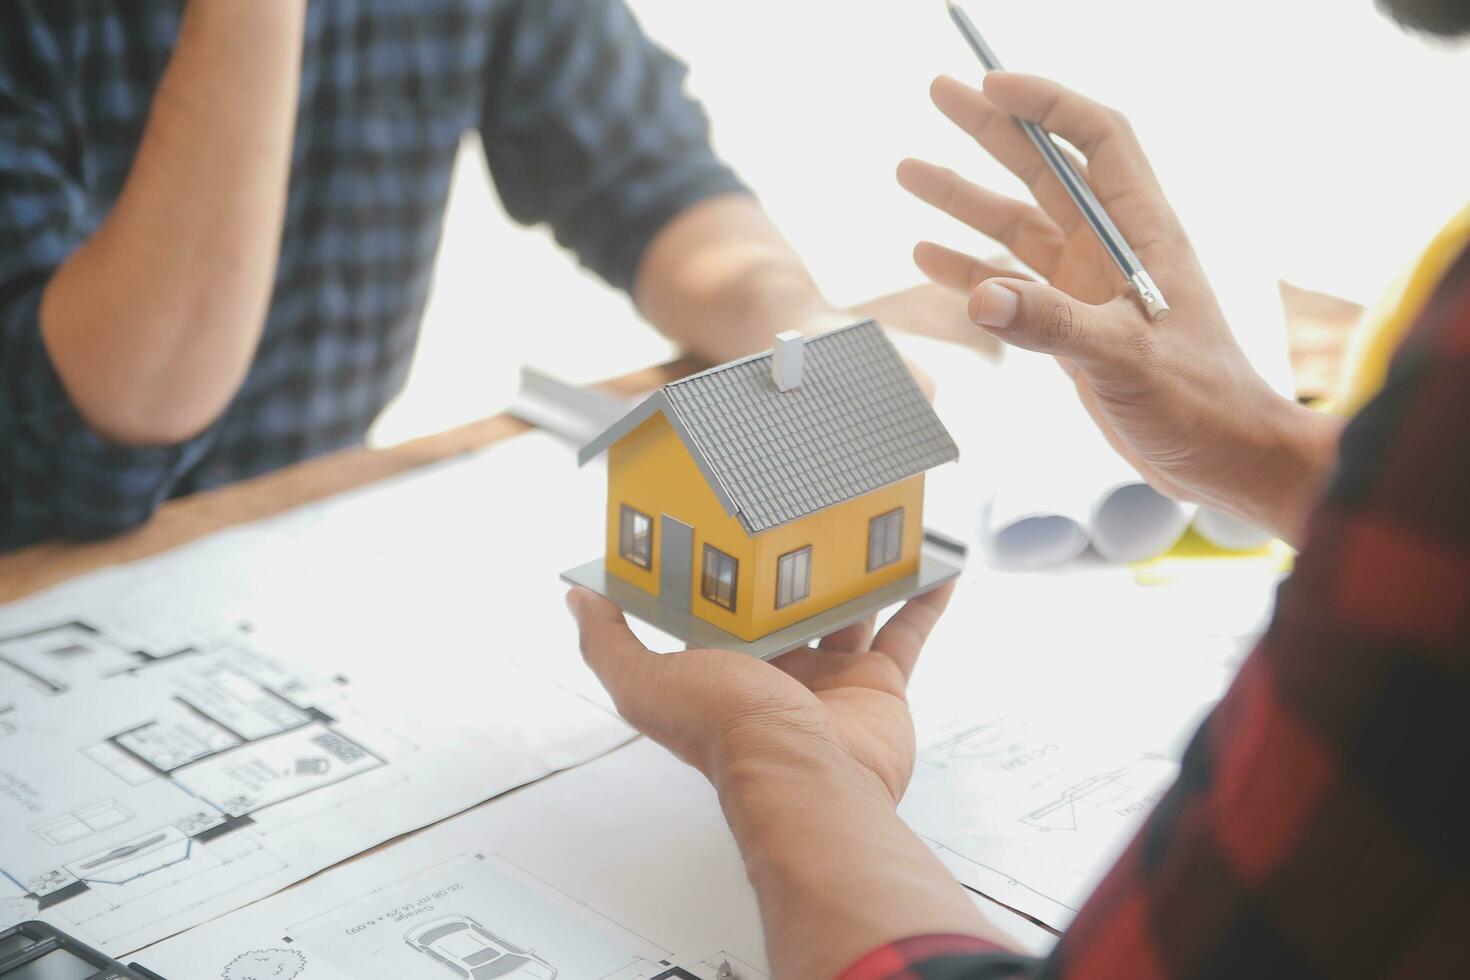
0, 614, 631, 956
140, 740, 773, 980
1, 621, 370, 939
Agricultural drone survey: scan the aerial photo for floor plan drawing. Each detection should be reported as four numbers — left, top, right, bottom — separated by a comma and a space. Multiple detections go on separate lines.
0, 610, 631, 956
0, 620, 192, 696
0, 434, 659, 959
140, 738, 1061, 980
140, 740, 781, 980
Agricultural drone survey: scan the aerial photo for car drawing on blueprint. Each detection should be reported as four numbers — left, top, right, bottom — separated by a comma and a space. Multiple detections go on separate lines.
405, 915, 556, 979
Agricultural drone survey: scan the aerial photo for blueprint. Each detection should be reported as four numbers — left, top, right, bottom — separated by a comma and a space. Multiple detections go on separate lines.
896, 542, 1278, 929
138, 740, 770, 980
0, 434, 635, 956
139, 738, 1056, 980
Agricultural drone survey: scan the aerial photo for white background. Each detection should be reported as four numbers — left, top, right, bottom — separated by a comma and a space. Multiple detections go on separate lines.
372, 0, 1470, 445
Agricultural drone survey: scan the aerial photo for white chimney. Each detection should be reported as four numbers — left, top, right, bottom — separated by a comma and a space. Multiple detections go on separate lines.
771, 330, 805, 392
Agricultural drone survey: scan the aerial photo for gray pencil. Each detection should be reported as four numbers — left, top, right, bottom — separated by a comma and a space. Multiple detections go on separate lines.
944, 0, 1171, 321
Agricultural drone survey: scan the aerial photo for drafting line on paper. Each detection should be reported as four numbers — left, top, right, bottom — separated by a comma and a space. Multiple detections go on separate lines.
220, 949, 307, 980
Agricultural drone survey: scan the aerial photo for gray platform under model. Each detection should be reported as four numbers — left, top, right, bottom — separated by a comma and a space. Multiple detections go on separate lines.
561, 533, 965, 661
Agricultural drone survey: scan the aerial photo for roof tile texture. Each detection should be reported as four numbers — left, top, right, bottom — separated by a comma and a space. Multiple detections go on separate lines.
662, 321, 958, 533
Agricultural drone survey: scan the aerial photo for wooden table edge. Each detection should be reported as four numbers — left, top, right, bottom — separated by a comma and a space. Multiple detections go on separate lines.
0, 358, 698, 605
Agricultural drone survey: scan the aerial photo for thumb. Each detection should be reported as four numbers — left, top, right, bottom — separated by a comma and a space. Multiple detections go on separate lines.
565, 588, 661, 726
969, 278, 1125, 366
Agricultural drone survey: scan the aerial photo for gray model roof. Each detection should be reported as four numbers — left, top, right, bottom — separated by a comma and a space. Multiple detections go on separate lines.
578, 320, 959, 534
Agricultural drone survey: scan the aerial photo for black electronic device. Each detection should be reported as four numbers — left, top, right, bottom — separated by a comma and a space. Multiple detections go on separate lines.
0, 923, 165, 980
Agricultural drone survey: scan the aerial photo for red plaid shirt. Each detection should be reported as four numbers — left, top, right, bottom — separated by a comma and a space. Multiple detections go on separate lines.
843, 248, 1470, 980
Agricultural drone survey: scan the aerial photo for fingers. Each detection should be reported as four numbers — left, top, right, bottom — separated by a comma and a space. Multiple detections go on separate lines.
566, 588, 662, 729
969, 277, 1135, 368
765, 616, 874, 692
912, 241, 1027, 295
981, 71, 1146, 169
979, 72, 1186, 266
818, 615, 877, 653
767, 645, 834, 691
929, 75, 1090, 236
871, 582, 956, 681
898, 158, 1064, 275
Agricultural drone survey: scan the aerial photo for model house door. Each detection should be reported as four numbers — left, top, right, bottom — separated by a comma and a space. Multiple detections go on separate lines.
659, 515, 694, 613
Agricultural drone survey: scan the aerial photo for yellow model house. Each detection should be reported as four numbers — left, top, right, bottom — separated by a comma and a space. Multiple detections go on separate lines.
563, 320, 963, 659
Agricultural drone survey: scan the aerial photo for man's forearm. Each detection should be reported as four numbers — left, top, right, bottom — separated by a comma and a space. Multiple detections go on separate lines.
635, 195, 999, 374
40, 0, 307, 445
714, 744, 1013, 980
634, 194, 838, 364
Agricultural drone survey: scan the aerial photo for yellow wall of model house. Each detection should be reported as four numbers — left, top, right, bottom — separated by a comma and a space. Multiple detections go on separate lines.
749, 474, 923, 637
606, 413, 757, 638
605, 411, 925, 642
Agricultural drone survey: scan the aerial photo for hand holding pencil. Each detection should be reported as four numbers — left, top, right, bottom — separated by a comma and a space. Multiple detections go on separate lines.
942, 0, 1170, 321
899, 7, 1330, 543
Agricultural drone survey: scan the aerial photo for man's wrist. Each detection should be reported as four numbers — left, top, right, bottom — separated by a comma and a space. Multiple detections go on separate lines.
1237, 391, 1343, 546
711, 733, 1005, 978
712, 735, 896, 818
1270, 399, 1344, 543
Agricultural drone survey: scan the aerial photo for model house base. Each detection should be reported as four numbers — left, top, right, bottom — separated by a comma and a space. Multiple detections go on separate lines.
562, 533, 965, 661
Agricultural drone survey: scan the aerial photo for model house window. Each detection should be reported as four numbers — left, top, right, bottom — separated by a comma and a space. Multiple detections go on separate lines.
701, 545, 739, 612
776, 546, 812, 609
867, 509, 904, 571
619, 505, 652, 569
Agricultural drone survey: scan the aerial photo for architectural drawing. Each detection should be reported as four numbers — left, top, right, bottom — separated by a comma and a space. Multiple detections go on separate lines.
0, 621, 187, 696
405, 914, 556, 979
0, 611, 630, 956
1, 622, 389, 912
140, 741, 774, 980
0, 431, 657, 959
903, 698, 1191, 929
921, 717, 1036, 770
1019, 762, 1165, 833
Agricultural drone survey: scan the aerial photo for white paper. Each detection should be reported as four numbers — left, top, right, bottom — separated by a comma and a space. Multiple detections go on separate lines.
136, 740, 761, 980
899, 552, 1279, 929
0, 432, 636, 955
139, 738, 1056, 980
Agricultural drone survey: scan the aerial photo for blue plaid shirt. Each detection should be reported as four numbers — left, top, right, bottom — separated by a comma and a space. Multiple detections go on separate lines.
0, 0, 745, 549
